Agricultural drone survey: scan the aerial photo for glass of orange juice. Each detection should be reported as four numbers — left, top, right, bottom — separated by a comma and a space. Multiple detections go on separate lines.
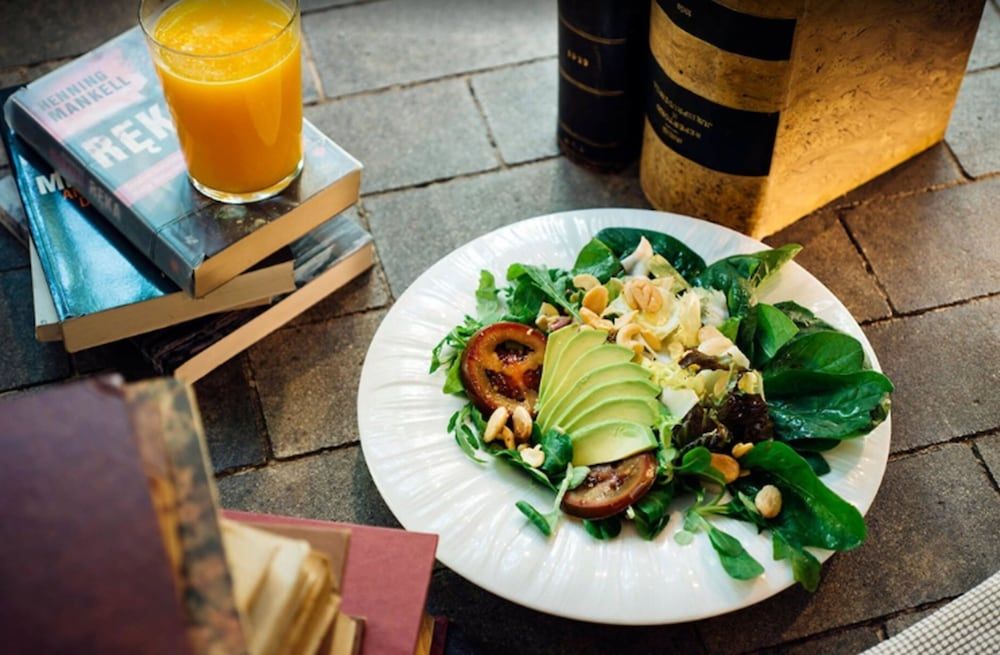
139, 0, 303, 203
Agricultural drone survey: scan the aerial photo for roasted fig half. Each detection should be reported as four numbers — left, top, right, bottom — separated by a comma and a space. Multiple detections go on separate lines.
460, 322, 547, 415
561, 452, 656, 520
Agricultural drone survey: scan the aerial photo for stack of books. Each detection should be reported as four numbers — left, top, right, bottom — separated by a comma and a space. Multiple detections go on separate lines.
0, 27, 374, 383
0, 376, 445, 655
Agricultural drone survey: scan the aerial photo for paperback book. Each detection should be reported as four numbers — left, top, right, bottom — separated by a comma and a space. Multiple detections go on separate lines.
3, 27, 362, 297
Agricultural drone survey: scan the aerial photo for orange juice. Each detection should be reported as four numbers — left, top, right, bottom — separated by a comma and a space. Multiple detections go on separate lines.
147, 0, 302, 200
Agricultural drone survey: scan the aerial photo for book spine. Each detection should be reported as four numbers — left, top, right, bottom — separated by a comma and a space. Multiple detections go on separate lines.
639, 0, 797, 234
556, 0, 650, 171
4, 94, 195, 294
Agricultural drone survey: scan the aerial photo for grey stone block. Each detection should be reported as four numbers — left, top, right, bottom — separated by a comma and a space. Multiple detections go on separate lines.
697, 443, 1000, 654
303, 0, 556, 97
865, 296, 1000, 452
968, 1, 1000, 72
946, 69, 1000, 178
305, 78, 497, 194
884, 602, 948, 638
471, 59, 559, 165
366, 157, 648, 296
249, 309, 386, 458
975, 432, 1000, 484
193, 354, 269, 474
427, 569, 703, 655
216, 444, 400, 528
832, 142, 964, 209
0, 2, 136, 68
0, 269, 71, 391
301, 0, 380, 11
760, 625, 882, 655
843, 177, 1000, 313
764, 210, 891, 324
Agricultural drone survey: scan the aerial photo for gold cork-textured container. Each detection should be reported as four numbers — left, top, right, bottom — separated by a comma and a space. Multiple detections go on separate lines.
640, 0, 985, 238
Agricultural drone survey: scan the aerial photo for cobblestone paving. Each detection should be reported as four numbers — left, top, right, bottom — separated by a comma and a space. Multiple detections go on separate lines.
2, 2, 999, 653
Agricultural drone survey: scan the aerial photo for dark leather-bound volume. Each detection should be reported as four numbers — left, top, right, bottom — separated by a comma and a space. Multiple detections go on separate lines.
557, 0, 650, 170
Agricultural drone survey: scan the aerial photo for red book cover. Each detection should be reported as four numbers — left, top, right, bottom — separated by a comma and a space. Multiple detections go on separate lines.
224, 510, 438, 655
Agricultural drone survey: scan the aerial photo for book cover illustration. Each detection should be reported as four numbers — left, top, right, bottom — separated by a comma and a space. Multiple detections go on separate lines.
4, 27, 361, 296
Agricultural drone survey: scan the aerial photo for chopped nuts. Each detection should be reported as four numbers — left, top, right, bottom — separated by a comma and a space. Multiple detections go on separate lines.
731, 442, 753, 459
624, 278, 663, 313
500, 426, 516, 450
640, 328, 663, 351
710, 453, 740, 484
572, 273, 600, 291
512, 405, 533, 442
615, 323, 645, 356
520, 445, 545, 469
755, 484, 783, 519
483, 407, 510, 444
580, 307, 614, 331
582, 285, 609, 315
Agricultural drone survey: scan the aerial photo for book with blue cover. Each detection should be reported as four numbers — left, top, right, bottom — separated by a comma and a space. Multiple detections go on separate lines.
1, 86, 297, 353
3, 27, 362, 297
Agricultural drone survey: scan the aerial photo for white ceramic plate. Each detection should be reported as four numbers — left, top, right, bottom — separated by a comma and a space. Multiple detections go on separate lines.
357, 208, 891, 625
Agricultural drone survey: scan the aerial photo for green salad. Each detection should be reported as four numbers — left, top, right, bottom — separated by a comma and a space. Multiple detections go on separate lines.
430, 227, 892, 591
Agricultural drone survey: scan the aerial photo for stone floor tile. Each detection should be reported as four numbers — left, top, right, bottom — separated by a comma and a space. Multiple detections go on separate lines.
216, 444, 400, 528
696, 443, 1000, 654
0, 269, 71, 391
306, 78, 496, 194
427, 569, 704, 655
471, 59, 559, 165
759, 625, 883, 655
864, 297, 1000, 452
884, 601, 948, 638
290, 255, 392, 326
303, 0, 556, 97
968, 1, 1000, 72
0, 223, 27, 272
248, 309, 386, 457
367, 158, 648, 296
764, 210, 891, 323
946, 69, 1000, 178
832, 142, 964, 209
301, 51, 321, 104
0, 2, 135, 69
843, 177, 1000, 313
193, 354, 269, 474
974, 432, 1000, 483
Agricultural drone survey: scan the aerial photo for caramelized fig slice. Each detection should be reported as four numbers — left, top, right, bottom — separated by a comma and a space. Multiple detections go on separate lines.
460, 322, 547, 415
561, 452, 656, 520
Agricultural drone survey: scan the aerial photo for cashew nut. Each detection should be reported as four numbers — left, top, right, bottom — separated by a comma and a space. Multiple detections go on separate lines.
512, 405, 533, 442
731, 442, 753, 459
755, 485, 783, 519
582, 285, 609, 315
572, 273, 600, 291
483, 407, 510, 444
710, 453, 740, 484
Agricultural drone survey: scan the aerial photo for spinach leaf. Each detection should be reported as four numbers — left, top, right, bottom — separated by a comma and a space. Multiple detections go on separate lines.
800, 451, 831, 476
765, 370, 893, 441
539, 429, 574, 479
506, 263, 579, 320
764, 330, 865, 378
772, 531, 821, 592
692, 244, 801, 317
632, 484, 675, 540
516, 501, 554, 537
772, 301, 834, 331
504, 275, 547, 323
742, 441, 866, 551
583, 516, 623, 540
707, 525, 765, 580
572, 238, 622, 283
595, 227, 706, 280
475, 270, 504, 323
754, 303, 800, 365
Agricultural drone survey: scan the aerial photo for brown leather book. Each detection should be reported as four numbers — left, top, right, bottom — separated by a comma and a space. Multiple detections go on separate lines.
0, 377, 195, 655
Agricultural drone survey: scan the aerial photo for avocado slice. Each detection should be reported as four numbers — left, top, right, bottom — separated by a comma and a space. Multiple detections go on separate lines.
542, 344, 634, 412
563, 397, 661, 433
537, 328, 608, 406
570, 421, 658, 466
539, 368, 657, 432
537, 325, 575, 402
